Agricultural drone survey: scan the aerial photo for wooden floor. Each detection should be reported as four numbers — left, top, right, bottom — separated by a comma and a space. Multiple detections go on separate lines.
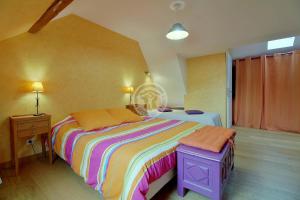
1, 127, 300, 200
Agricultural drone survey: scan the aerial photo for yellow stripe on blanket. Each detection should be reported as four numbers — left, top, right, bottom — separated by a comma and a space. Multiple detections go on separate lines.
102, 121, 199, 200
54, 122, 79, 154
71, 118, 165, 176
52, 116, 203, 200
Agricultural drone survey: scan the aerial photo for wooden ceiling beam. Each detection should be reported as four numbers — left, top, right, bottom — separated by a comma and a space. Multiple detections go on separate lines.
28, 0, 74, 33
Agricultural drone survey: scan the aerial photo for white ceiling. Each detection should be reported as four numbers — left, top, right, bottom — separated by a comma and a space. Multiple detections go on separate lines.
60, 0, 300, 58
58, 0, 300, 106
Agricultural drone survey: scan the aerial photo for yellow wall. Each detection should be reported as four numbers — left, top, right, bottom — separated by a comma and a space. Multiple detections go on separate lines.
185, 53, 227, 126
0, 15, 148, 163
0, 0, 52, 41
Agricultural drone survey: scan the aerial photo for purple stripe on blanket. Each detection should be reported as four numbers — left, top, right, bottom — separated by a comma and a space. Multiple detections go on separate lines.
63, 119, 153, 166
64, 129, 85, 165
132, 152, 177, 200
65, 126, 120, 165
51, 117, 74, 135
51, 118, 76, 147
86, 120, 180, 187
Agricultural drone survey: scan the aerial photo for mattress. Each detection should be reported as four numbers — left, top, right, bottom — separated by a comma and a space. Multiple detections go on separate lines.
148, 110, 222, 126
51, 116, 203, 200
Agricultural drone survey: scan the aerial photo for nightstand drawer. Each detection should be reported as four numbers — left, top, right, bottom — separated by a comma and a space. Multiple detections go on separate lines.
17, 120, 49, 137
17, 120, 49, 131
17, 126, 49, 137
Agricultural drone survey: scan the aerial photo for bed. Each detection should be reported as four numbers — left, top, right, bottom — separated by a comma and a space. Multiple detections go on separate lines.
51, 116, 203, 200
147, 110, 222, 126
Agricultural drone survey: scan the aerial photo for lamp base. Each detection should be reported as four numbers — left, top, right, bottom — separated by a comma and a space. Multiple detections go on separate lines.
33, 113, 44, 116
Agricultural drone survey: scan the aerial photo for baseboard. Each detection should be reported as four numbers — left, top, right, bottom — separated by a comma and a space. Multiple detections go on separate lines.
0, 152, 44, 169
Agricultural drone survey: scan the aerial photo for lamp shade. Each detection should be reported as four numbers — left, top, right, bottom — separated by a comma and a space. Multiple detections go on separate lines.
166, 23, 189, 40
32, 82, 44, 92
123, 86, 134, 94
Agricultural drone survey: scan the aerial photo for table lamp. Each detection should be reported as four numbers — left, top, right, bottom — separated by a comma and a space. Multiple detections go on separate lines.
32, 81, 44, 116
123, 86, 134, 104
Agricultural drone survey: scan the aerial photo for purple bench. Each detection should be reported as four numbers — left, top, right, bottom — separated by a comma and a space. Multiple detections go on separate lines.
176, 142, 234, 200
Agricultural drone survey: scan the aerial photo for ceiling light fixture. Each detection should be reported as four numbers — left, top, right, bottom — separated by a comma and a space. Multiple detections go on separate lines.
166, 23, 189, 40
166, 0, 189, 40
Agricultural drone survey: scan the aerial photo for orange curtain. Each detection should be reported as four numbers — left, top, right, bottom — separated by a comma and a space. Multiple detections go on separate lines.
233, 57, 264, 128
233, 50, 300, 133
262, 51, 300, 133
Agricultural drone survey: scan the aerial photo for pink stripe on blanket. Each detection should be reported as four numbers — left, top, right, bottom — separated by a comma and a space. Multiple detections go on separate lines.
51, 117, 75, 137
64, 126, 122, 165
132, 152, 176, 200
86, 120, 180, 188
64, 129, 85, 164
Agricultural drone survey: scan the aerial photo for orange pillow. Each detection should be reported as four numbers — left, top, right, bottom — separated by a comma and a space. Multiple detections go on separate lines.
71, 109, 121, 131
106, 108, 143, 123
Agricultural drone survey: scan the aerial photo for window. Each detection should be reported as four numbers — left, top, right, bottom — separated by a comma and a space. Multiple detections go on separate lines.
267, 37, 295, 50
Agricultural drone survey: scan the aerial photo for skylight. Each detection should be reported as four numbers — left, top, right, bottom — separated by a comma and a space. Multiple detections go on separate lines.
267, 37, 295, 50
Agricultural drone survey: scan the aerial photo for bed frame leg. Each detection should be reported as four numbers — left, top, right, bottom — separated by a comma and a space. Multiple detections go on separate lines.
52, 152, 58, 163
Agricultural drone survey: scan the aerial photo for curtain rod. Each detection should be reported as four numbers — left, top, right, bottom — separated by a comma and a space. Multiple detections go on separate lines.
234, 50, 299, 61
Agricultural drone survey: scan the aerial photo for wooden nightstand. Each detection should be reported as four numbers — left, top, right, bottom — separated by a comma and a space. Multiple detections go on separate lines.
10, 114, 52, 175
126, 104, 148, 116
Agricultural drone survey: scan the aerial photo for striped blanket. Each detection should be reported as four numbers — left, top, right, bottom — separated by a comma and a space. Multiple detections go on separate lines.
51, 116, 203, 200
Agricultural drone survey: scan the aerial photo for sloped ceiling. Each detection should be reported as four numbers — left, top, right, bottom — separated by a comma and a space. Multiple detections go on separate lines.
57, 0, 300, 106
0, 0, 52, 41
2, 0, 300, 106
59, 0, 300, 57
